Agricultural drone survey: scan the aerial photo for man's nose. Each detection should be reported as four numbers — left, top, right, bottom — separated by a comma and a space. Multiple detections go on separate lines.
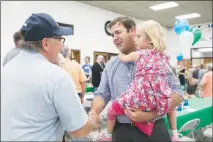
113, 36, 119, 41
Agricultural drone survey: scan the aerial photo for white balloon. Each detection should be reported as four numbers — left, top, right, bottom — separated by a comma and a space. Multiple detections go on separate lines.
179, 31, 194, 59
179, 31, 194, 48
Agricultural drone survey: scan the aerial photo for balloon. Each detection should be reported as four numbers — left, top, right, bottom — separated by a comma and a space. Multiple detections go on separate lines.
176, 53, 183, 62
174, 19, 190, 35
179, 31, 194, 48
189, 27, 202, 45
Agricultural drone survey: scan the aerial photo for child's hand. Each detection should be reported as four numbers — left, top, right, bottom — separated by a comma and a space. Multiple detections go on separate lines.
119, 52, 138, 62
119, 52, 125, 60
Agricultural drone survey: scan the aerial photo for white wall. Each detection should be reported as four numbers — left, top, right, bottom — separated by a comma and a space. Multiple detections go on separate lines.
2, 1, 210, 67
1, 1, 144, 65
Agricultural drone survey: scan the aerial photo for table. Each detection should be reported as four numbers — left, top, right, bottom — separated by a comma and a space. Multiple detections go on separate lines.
84, 92, 212, 136
164, 97, 212, 135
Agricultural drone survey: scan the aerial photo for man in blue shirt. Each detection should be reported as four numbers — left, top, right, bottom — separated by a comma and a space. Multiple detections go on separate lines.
89, 17, 184, 141
82, 56, 92, 81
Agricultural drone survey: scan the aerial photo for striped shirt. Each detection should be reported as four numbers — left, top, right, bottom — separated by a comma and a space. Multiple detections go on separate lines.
94, 56, 184, 123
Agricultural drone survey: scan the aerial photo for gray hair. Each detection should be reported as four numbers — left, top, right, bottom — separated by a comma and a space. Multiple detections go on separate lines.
56, 53, 65, 67
96, 55, 104, 62
206, 63, 213, 70
18, 40, 42, 51
61, 46, 70, 58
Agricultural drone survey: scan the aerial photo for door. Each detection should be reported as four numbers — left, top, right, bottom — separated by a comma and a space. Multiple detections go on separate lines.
93, 52, 108, 64
108, 53, 118, 60
70, 49, 81, 64
203, 58, 212, 66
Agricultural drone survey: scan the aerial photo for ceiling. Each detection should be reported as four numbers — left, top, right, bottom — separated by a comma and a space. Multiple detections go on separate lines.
81, 1, 212, 28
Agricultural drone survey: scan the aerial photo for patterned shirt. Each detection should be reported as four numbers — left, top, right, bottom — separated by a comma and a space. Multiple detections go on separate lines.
116, 49, 172, 116
94, 56, 184, 123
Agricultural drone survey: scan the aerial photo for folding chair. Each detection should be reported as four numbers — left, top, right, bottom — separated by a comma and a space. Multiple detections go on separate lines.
178, 119, 200, 141
203, 128, 212, 139
201, 123, 212, 141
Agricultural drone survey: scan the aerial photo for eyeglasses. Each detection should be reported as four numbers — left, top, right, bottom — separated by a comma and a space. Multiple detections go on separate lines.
51, 36, 66, 43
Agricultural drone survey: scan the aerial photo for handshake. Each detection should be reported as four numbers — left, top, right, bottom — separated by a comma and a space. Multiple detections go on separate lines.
88, 112, 100, 131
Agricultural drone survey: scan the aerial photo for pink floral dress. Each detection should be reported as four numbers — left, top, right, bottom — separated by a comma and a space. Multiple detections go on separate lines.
107, 49, 172, 136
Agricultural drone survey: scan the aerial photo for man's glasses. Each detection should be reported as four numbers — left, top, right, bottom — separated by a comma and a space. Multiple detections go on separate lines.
51, 36, 65, 43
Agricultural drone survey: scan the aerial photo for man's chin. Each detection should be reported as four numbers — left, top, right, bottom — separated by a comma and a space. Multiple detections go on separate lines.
117, 47, 127, 53
117, 46, 123, 51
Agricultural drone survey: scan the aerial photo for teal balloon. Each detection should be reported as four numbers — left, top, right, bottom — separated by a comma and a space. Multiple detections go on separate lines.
190, 27, 202, 45
174, 20, 190, 35
176, 53, 183, 62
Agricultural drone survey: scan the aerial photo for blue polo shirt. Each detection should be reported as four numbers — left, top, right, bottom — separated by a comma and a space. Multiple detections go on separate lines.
1, 49, 88, 141
82, 64, 92, 76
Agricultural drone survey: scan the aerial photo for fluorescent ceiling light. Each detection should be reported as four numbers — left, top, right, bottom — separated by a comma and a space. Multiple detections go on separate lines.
175, 13, 201, 20
149, 2, 179, 11
198, 48, 212, 52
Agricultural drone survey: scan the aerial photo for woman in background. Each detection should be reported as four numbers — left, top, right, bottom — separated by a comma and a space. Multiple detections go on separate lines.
177, 61, 187, 91
198, 63, 212, 98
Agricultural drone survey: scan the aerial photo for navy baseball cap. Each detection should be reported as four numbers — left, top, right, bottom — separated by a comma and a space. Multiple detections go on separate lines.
20, 13, 73, 41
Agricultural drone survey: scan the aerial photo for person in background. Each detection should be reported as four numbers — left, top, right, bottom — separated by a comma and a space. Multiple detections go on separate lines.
198, 64, 208, 82
62, 46, 87, 104
3, 31, 22, 67
192, 65, 200, 80
56, 53, 65, 67
92, 55, 105, 91
100, 57, 106, 68
198, 63, 212, 98
1, 13, 98, 141
186, 77, 198, 98
82, 56, 92, 82
89, 16, 184, 142
177, 61, 187, 90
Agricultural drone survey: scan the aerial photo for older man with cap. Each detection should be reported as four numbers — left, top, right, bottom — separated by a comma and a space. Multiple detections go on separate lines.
1, 13, 98, 141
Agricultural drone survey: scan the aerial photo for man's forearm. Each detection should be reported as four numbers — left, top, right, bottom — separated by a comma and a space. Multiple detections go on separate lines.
90, 96, 105, 115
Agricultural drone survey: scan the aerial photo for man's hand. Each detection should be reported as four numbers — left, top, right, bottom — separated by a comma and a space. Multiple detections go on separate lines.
118, 52, 125, 60
88, 112, 100, 130
124, 107, 157, 122
124, 107, 144, 122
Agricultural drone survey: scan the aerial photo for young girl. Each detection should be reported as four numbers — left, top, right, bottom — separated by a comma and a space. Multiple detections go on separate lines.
97, 20, 180, 141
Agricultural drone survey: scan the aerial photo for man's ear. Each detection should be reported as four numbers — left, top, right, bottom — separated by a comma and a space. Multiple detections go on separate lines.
41, 38, 49, 52
129, 27, 136, 38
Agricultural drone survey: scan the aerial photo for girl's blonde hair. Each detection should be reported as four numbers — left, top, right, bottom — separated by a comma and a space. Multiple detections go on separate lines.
137, 20, 166, 52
